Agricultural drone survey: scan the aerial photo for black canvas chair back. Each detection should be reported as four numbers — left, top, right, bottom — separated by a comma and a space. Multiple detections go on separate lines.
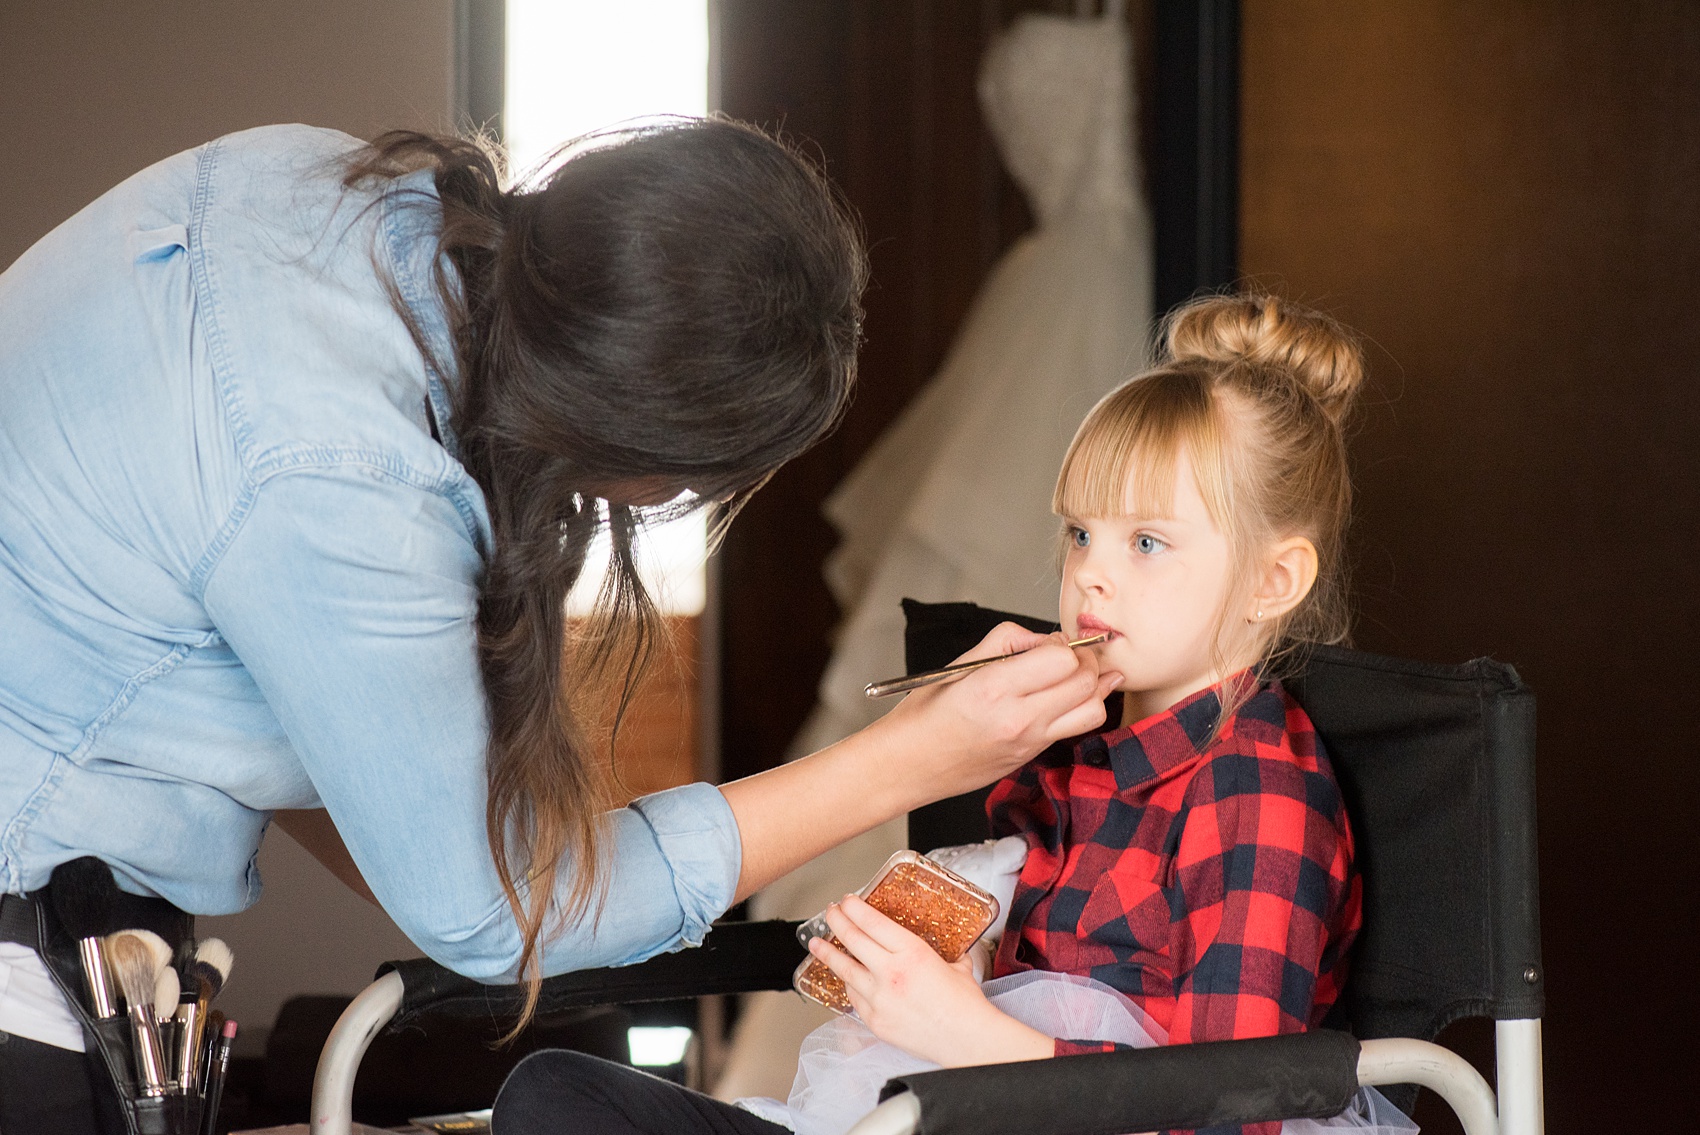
899, 600, 1544, 1050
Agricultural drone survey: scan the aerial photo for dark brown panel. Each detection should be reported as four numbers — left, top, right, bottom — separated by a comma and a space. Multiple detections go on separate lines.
1241, 2, 1700, 1128
715, 0, 857, 781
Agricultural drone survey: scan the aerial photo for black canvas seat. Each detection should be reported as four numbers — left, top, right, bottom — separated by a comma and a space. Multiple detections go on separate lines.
310, 600, 1544, 1135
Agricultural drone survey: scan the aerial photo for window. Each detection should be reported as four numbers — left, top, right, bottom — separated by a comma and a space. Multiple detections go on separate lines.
503, 0, 714, 795
507, 0, 711, 619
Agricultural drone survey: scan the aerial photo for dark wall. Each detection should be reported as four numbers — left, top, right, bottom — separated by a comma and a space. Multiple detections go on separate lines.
716, 0, 1154, 781
1240, 1, 1700, 1127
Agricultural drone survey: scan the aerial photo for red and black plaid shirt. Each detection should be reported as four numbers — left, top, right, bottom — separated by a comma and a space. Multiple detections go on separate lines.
988, 678, 1362, 1134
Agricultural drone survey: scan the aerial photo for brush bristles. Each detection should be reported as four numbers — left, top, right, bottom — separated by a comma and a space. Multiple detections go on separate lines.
105, 932, 162, 1010
194, 937, 232, 985
50, 857, 119, 940
191, 937, 233, 991
126, 929, 172, 973
152, 966, 178, 1023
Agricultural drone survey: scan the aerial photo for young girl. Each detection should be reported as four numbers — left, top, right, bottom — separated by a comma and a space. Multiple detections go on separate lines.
491, 295, 1414, 1135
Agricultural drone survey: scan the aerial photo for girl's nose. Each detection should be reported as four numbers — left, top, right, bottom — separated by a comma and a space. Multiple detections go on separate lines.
1070, 553, 1112, 596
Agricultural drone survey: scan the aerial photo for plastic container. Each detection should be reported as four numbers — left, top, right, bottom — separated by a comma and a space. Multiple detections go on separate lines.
793, 850, 1000, 1014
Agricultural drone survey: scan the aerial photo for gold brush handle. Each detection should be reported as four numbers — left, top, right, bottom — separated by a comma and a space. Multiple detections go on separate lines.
863, 633, 1108, 699
175, 1001, 201, 1093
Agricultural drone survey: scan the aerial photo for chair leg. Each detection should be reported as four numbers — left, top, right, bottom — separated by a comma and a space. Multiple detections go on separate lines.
1494, 1018, 1544, 1135
1357, 1037, 1499, 1135
310, 970, 406, 1135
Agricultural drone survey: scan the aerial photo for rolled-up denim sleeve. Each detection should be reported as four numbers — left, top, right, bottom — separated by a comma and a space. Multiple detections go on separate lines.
625, 783, 742, 949
200, 462, 741, 980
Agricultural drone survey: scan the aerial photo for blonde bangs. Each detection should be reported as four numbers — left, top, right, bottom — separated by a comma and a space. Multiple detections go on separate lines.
1052, 368, 1231, 526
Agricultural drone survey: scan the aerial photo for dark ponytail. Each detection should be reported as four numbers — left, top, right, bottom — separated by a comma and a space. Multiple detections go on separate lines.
345, 120, 867, 1027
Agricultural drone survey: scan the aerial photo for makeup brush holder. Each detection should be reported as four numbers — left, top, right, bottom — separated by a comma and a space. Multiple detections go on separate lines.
132, 1094, 203, 1135
24, 878, 211, 1135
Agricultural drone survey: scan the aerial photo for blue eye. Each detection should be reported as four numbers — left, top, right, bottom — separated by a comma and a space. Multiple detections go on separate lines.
1069, 526, 1090, 548
1134, 534, 1168, 555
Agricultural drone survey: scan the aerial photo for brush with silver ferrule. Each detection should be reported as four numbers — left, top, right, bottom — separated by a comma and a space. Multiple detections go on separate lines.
152, 964, 180, 1087
106, 929, 172, 1098
49, 857, 121, 1018
175, 938, 233, 1094
864, 633, 1109, 698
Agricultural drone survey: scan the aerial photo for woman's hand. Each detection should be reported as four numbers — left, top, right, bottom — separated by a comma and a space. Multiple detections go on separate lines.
721, 625, 1118, 904
871, 624, 1123, 801
809, 893, 1054, 1068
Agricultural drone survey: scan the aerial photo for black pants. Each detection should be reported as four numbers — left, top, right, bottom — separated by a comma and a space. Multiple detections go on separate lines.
492, 1050, 790, 1135
0, 1029, 124, 1135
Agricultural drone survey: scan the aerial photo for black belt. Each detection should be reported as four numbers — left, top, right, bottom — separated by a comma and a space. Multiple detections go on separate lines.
0, 877, 193, 953
0, 890, 36, 947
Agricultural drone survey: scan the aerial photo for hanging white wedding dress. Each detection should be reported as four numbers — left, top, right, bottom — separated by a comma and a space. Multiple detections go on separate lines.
801, 11, 1152, 761
714, 11, 1153, 1101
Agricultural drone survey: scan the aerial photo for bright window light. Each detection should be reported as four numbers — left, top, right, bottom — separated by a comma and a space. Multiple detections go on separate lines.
628, 1025, 695, 1067
506, 0, 711, 616
563, 498, 707, 617
506, 1, 708, 174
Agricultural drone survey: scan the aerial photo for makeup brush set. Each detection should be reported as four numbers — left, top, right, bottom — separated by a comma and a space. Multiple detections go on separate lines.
30, 857, 239, 1134
93, 929, 239, 1129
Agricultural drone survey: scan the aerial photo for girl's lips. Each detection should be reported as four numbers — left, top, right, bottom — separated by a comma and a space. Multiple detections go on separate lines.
1075, 615, 1118, 640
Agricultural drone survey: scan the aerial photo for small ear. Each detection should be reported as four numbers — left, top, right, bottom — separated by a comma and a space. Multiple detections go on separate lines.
1248, 536, 1318, 623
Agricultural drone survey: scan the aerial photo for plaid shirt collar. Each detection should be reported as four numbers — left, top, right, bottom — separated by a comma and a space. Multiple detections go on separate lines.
1083, 680, 1235, 793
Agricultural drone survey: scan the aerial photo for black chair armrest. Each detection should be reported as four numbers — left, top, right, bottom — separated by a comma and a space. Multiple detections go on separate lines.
879, 1029, 1362, 1135
379, 918, 807, 1030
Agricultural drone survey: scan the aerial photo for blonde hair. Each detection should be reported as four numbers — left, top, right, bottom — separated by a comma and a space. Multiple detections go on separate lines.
1054, 292, 1365, 709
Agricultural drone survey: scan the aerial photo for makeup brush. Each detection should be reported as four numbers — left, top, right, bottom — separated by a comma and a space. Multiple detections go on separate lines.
185, 938, 232, 1005
175, 938, 232, 1093
48, 857, 120, 1018
153, 965, 178, 1022
198, 1008, 225, 1115
864, 633, 1110, 698
201, 1018, 237, 1135
171, 1000, 198, 1094
152, 964, 181, 1087
106, 930, 171, 1097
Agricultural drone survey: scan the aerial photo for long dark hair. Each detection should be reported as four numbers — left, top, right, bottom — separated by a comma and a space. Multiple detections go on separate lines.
344, 119, 867, 1022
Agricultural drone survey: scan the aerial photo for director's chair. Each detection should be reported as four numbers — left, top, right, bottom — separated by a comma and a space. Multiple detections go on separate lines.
313, 600, 1543, 1135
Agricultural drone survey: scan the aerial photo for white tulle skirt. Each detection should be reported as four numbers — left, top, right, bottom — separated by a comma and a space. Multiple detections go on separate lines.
734, 971, 1417, 1135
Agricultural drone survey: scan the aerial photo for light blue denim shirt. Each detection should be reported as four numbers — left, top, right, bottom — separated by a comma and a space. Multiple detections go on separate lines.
0, 125, 741, 980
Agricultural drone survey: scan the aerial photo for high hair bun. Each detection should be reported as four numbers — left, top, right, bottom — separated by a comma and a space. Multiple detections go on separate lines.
1164, 293, 1365, 423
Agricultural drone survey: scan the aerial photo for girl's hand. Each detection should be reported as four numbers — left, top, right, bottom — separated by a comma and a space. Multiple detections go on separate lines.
873, 624, 1123, 803
809, 894, 1054, 1068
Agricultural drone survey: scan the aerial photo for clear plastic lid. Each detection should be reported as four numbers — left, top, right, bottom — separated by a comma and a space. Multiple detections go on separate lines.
792, 849, 1000, 1014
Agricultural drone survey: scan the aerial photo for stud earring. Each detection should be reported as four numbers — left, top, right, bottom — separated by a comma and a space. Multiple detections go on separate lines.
1255, 609, 1264, 621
